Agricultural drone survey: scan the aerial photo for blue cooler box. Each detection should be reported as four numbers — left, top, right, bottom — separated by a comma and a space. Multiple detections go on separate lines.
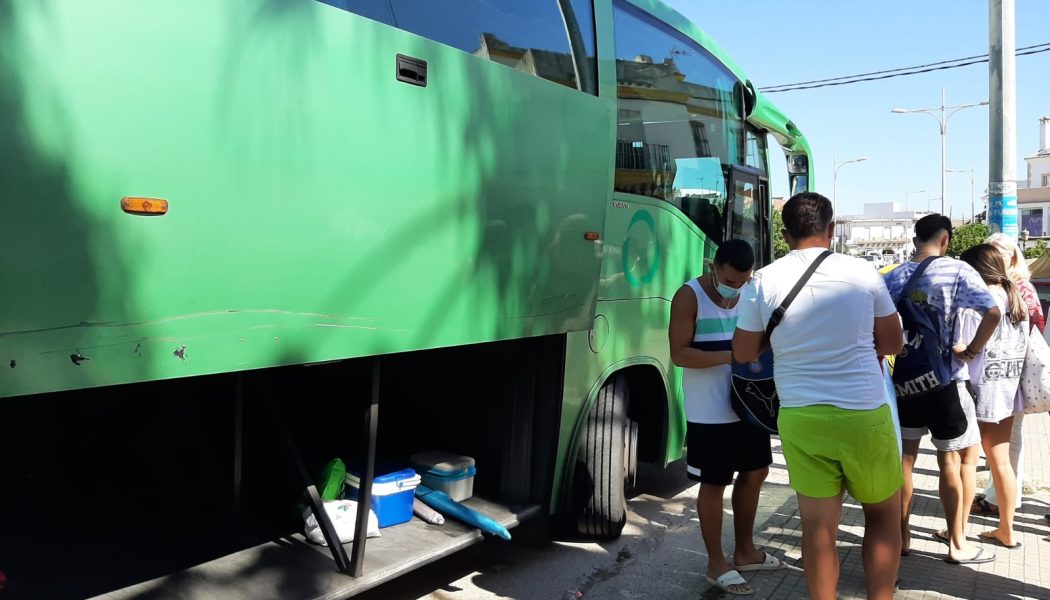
345, 468, 421, 528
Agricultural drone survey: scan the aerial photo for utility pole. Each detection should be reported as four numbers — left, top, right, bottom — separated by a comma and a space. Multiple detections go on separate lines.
989, 0, 1018, 238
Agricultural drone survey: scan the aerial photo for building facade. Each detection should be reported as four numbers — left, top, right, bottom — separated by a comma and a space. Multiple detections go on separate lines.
1018, 116, 1050, 239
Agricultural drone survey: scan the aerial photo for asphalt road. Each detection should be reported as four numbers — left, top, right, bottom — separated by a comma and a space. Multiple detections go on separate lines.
356, 461, 797, 600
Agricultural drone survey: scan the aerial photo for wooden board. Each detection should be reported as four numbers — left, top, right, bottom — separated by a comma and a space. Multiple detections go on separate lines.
93, 497, 540, 600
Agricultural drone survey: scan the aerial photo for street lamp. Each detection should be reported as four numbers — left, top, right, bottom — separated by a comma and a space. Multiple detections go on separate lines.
833, 152, 868, 252
903, 189, 926, 216
891, 86, 988, 215
946, 163, 976, 223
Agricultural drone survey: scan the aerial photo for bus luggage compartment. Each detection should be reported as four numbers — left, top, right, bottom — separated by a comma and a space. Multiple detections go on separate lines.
0, 335, 563, 599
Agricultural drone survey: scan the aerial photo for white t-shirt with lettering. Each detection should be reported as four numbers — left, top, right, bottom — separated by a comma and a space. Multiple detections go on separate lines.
737, 247, 898, 411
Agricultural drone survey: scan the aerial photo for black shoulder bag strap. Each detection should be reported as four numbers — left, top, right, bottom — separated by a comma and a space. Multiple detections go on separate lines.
765, 250, 833, 338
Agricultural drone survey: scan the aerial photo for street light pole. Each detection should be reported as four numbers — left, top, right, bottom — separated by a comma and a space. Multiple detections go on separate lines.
947, 164, 976, 222
904, 189, 925, 217
833, 152, 868, 252
892, 87, 988, 215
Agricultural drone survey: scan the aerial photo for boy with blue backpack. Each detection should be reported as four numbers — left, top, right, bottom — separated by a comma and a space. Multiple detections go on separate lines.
883, 214, 1001, 565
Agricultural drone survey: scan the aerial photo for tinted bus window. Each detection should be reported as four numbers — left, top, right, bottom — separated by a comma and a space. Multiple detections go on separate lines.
563, 0, 598, 95
746, 127, 768, 172
612, 2, 746, 243
320, 0, 592, 93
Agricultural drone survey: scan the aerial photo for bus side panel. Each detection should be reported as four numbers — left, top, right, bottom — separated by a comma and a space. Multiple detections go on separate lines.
554, 196, 708, 507
0, 0, 614, 398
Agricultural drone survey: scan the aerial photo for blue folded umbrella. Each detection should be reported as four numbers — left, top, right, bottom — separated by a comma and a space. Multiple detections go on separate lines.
415, 485, 511, 540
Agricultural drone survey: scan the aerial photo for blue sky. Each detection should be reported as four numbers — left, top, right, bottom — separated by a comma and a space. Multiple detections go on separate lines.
664, 0, 1050, 219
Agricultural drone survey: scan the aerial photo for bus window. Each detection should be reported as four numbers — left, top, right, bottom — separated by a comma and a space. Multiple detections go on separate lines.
562, 0, 598, 95
746, 127, 768, 172
730, 170, 765, 265
674, 157, 726, 245
612, 2, 745, 238
318, 0, 594, 93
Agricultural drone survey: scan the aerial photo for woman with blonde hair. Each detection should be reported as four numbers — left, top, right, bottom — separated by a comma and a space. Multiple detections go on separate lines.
970, 233, 1045, 517
958, 244, 1028, 548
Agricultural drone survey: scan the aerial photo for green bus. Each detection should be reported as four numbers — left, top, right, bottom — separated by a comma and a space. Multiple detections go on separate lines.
0, 0, 810, 597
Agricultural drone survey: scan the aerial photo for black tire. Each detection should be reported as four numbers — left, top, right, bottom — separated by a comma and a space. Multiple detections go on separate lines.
574, 374, 631, 539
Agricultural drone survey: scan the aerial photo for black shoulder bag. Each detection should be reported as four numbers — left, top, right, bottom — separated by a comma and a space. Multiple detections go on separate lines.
730, 250, 832, 434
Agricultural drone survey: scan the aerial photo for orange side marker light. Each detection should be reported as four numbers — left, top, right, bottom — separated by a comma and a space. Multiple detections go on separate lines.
121, 196, 168, 216
584, 231, 601, 241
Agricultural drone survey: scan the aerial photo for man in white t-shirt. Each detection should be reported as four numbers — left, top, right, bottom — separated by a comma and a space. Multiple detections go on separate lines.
733, 193, 904, 600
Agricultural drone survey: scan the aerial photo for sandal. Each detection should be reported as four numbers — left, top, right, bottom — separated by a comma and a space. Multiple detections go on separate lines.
979, 531, 1022, 549
972, 497, 999, 516
733, 552, 785, 572
705, 569, 754, 596
945, 547, 996, 565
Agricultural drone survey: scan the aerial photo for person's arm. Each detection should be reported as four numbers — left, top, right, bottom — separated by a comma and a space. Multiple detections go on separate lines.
1020, 279, 1045, 334
732, 329, 765, 364
957, 305, 1001, 361
731, 279, 765, 364
874, 314, 903, 356
953, 264, 1003, 361
870, 272, 903, 355
668, 285, 731, 369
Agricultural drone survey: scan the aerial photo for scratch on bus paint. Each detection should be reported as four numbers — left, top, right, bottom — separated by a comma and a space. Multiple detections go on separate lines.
0, 309, 374, 337
313, 323, 380, 331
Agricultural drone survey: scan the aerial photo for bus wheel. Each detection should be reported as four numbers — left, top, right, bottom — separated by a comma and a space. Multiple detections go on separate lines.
574, 374, 634, 539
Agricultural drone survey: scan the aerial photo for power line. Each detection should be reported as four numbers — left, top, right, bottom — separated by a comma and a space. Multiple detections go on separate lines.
760, 43, 1050, 93
761, 42, 1050, 90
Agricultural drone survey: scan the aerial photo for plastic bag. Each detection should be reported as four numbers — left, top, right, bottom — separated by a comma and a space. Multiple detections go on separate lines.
302, 499, 380, 546
317, 458, 347, 501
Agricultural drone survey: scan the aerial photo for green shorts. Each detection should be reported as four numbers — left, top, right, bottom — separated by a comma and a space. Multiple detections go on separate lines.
778, 404, 903, 504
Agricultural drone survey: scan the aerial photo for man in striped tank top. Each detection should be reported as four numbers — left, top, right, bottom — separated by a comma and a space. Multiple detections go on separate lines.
670, 239, 781, 595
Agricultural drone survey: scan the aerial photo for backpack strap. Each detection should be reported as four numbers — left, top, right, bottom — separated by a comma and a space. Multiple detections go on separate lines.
766, 250, 832, 337
899, 256, 940, 302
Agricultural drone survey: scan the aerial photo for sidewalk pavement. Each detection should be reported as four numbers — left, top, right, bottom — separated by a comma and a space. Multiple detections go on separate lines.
747, 412, 1050, 600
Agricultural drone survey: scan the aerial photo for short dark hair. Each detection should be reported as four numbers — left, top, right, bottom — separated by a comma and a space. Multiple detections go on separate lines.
782, 192, 833, 239
914, 213, 953, 243
714, 239, 755, 272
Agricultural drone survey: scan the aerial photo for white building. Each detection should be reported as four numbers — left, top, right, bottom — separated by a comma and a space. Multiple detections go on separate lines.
835, 202, 932, 260
1018, 116, 1050, 238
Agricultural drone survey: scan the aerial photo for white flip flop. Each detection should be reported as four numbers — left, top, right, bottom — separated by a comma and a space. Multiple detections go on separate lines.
704, 569, 754, 596
734, 552, 785, 572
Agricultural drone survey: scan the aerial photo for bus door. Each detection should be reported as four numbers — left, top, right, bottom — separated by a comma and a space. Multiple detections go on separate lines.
728, 165, 771, 267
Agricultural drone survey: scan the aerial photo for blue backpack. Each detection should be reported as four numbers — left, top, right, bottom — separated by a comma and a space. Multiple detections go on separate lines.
891, 257, 952, 399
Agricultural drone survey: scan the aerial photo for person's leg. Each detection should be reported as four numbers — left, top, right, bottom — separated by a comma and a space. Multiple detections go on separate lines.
838, 404, 904, 598
900, 437, 921, 554
982, 412, 1024, 509
954, 385, 983, 533
958, 443, 980, 536
1010, 412, 1024, 508
698, 482, 748, 591
729, 424, 774, 568
688, 422, 751, 593
731, 466, 769, 567
924, 383, 977, 559
896, 395, 931, 556
778, 406, 845, 600
797, 493, 844, 600
861, 491, 902, 600
937, 450, 969, 554
979, 419, 1018, 546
